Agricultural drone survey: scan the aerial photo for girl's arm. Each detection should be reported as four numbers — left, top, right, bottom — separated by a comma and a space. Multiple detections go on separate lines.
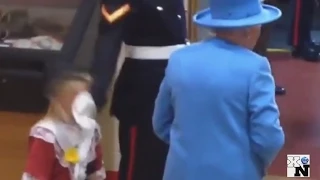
86, 143, 106, 180
87, 127, 106, 180
22, 128, 56, 180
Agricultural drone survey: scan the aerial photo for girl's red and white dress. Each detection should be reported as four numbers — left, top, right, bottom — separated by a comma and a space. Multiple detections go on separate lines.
22, 92, 106, 180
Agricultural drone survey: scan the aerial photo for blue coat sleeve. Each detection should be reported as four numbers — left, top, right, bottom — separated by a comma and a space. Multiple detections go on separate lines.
248, 58, 285, 168
152, 75, 174, 144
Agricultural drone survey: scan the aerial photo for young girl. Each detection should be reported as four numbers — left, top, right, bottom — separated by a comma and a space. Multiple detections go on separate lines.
22, 71, 106, 180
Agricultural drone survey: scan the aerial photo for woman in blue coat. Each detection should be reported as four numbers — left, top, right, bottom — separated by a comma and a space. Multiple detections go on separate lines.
152, 0, 285, 179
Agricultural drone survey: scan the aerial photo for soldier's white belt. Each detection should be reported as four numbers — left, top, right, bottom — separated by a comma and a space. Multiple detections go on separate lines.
125, 44, 186, 60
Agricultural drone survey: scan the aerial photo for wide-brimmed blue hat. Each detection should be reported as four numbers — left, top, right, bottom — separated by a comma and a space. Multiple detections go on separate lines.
193, 0, 282, 28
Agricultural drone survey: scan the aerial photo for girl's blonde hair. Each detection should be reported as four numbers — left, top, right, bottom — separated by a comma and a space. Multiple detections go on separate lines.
45, 70, 92, 99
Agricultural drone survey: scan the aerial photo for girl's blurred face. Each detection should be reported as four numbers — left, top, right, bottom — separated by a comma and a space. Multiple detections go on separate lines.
52, 81, 89, 122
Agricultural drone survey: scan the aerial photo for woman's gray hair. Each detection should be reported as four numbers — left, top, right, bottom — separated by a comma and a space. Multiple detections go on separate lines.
212, 27, 250, 34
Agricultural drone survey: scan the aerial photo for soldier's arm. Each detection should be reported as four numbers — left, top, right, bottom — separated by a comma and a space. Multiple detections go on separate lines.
90, 2, 129, 110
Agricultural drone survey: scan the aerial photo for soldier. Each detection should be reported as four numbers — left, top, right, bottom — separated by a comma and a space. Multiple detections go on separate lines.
289, 0, 320, 61
90, 0, 187, 180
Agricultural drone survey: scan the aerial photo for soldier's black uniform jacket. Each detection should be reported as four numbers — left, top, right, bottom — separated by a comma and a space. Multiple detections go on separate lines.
90, 0, 186, 109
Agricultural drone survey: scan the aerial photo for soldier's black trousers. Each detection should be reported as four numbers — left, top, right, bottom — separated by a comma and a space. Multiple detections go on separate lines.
112, 59, 169, 180
289, 0, 315, 47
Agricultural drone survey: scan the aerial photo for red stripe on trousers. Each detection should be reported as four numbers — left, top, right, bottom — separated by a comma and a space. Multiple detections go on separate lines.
127, 126, 137, 180
293, 0, 301, 46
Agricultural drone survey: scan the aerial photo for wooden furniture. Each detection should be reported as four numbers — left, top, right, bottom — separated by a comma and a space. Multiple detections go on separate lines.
0, 0, 91, 112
